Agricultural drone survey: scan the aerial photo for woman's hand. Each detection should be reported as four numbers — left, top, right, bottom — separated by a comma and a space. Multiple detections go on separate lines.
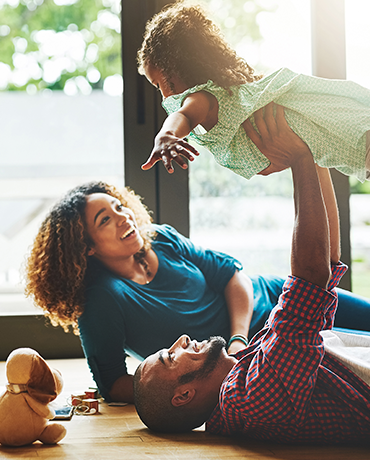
141, 132, 199, 173
227, 340, 247, 355
243, 103, 312, 175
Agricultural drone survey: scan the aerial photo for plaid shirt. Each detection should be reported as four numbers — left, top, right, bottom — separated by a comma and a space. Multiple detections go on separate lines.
207, 262, 370, 443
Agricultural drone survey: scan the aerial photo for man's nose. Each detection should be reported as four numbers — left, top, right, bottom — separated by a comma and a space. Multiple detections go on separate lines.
169, 335, 190, 352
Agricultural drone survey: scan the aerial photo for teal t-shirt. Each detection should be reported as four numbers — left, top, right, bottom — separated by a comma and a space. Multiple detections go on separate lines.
162, 68, 370, 181
78, 224, 284, 400
77, 224, 370, 400
78, 224, 239, 398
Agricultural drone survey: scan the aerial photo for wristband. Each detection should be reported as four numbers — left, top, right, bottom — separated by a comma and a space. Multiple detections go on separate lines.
227, 334, 249, 349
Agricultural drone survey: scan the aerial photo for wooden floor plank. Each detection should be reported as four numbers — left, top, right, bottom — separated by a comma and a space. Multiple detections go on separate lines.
1, 358, 369, 459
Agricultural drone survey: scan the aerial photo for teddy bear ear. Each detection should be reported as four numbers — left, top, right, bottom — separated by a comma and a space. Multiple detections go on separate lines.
27, 355, 58, 404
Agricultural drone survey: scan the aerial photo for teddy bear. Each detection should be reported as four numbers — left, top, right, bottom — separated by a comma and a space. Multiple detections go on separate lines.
0, 347, 67, 446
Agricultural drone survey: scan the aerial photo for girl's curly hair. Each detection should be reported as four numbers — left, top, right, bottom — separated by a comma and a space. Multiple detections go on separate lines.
24, 181, 154, 334
137, 1, 261, 89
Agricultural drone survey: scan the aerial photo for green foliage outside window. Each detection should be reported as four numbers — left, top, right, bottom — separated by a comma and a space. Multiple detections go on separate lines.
0, 0, 121, 92
0, 0, 274, 93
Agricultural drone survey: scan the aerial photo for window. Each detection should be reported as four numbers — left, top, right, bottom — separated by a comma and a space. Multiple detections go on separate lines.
0, 0, 124, 317
345, 0, 370, 296
189, 0, 370, 297
189, 0, 311, 278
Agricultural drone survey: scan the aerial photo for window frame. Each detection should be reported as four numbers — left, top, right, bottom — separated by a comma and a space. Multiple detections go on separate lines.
121, 0, 190, 237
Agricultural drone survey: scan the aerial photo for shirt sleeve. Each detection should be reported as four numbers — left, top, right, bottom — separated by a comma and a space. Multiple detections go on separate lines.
78, 285, 129, 401
256, 262, 347, 417
157, 224, 242, 293
323, 261, 348, 330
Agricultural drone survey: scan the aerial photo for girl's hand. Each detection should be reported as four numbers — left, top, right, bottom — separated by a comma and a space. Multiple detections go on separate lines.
243, 103, 311, 175
141, 133, 199, 173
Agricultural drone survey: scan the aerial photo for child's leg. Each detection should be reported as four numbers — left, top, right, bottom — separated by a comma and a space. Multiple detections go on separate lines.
366, 131, 370, 179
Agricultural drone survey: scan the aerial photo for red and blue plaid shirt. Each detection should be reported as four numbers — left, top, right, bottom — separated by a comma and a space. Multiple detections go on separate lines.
207, 262, 370, 443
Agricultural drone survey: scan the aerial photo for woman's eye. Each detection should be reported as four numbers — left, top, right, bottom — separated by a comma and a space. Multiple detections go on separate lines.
101, 216, 110, 225
116, 204, 123, 211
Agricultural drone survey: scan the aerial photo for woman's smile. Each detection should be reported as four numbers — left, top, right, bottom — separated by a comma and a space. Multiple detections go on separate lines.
84, 193, 144, 260
120, 226, 136, 240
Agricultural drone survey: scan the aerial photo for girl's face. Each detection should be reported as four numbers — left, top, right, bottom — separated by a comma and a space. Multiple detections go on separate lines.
84, 193, 144, 262
144, 64, 188, 98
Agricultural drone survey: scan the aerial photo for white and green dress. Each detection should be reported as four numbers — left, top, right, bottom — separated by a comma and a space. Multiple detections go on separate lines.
162, 67, 370, 181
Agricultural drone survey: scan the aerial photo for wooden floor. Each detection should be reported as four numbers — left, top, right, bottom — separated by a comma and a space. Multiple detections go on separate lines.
0, 357, 369, 460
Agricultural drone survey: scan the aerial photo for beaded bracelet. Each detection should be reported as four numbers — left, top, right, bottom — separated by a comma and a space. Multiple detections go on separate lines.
227, 334, 249, 349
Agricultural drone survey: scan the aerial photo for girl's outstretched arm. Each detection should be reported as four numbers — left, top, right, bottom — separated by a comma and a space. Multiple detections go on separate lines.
141, 91, 213, 173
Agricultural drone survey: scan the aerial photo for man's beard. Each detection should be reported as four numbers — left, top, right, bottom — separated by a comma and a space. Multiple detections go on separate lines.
178, 336, 226, 385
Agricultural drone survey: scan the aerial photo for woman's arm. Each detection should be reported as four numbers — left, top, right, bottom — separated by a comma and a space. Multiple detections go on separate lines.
108, 374, 134, 403
141, 91, 212, 173
224, 270, 254, 354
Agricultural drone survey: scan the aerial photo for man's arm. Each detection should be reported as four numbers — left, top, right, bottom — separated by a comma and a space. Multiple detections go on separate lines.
315, 165, 341, 265
244, 103, 331, 287
290, 154, 331, 288
215, 104, 342, 431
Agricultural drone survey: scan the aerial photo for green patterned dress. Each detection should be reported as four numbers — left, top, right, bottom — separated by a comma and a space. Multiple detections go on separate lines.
162, 67, 370, 181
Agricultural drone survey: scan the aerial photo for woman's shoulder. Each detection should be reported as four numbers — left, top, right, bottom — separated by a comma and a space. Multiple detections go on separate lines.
151, 223, 193, 256
151, 223, 181, 244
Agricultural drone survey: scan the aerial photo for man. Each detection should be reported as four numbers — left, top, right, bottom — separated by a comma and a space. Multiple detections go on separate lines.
134, 105, 370, 443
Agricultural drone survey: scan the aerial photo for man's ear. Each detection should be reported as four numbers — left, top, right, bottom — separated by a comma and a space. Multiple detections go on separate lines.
171, 388, 196, 407
87, 247, 95, 256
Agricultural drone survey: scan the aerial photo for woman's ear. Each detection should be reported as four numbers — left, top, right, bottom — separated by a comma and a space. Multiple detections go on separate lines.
87, 247, 95, 256
171, 388, 196, 407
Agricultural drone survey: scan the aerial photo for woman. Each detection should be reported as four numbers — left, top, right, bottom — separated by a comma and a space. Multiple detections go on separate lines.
25, 181, 370, 404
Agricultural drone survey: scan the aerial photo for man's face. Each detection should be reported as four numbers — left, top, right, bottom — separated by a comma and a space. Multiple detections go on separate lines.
140, 335, 227, 387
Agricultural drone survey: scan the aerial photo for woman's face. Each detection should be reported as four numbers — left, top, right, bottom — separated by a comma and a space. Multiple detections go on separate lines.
84, 193, 144, 262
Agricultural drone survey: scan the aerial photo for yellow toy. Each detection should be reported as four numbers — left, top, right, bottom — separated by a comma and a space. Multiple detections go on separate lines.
0, 348, 67, 446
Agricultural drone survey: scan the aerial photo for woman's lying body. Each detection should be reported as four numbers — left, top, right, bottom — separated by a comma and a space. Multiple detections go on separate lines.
25, 183, 370, 404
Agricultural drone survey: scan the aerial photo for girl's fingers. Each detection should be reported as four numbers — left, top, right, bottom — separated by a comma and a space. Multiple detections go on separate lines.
164, 147, 192, 172
141, 153, 161, 170
177, 139, 199, 155
175, 145, 196, 160
161, 152, 175, 173
173, 155, 189, 169
170, 148, 189, 165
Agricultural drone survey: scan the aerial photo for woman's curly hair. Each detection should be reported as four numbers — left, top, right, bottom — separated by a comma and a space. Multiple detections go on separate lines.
24, 181, 154, 334
137, 1, 261, 89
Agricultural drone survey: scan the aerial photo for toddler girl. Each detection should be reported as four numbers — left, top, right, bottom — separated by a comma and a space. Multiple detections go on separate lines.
137, 2, 370, 181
